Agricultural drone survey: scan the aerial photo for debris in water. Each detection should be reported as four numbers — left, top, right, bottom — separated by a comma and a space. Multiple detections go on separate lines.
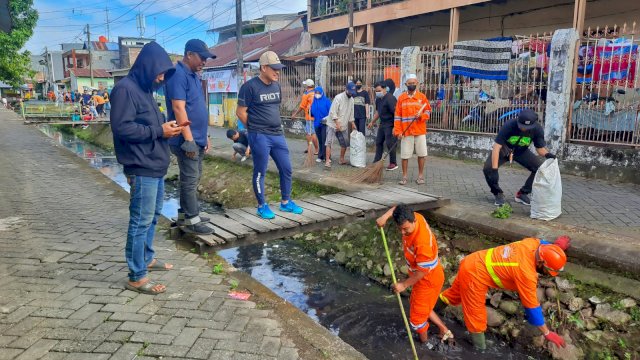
228, 291, 251, 301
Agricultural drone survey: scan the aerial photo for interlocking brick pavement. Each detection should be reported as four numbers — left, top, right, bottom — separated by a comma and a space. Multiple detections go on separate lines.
0, 110, 304, 359
208, 126, 640, 237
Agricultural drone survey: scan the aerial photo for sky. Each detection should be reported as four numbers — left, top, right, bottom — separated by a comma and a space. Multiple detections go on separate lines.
25, 0, 308, 55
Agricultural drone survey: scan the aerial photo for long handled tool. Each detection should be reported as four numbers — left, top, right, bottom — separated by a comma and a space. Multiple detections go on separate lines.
379, 227, 419, 360
351, 103, 428, 184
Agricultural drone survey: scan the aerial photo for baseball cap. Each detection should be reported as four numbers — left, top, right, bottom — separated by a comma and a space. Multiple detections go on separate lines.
259, 51, 285, 70
517, 109, 539, 130
302, 79, 315, 87
185, 39, 216, 60
346, 81, 357, 95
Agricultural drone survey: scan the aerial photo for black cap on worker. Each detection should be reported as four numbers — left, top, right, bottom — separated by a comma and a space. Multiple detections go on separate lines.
185, 39, 216, 60
517, 109, 539, 130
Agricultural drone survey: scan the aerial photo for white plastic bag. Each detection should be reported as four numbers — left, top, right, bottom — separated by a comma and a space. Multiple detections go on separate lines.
349, 130, 367, 168
530, 158, 562, 221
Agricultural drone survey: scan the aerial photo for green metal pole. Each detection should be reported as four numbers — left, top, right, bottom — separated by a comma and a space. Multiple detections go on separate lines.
379, 227, 419, 360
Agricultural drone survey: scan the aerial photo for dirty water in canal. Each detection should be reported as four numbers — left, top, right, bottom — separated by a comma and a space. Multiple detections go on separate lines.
42, 126, 542, 360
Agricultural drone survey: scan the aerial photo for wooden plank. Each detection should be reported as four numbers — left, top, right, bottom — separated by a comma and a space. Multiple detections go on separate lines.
295, 200, 345, 220
270, 203, 330, 223
225, 209, 279, 233
269, 204, 316, 225
237, 208, 298, 229
321, 193, 383, 211
343, 191, 398, 206
197, 234, 226, 246
203, 213, 255, 238
381, 185, 441, 200
199, 223, 237, 242
373, 187, 438, 204
304, 197, 364, 216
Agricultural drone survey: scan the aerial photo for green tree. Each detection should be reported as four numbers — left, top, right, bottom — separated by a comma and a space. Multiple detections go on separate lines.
0, 0, 38, 87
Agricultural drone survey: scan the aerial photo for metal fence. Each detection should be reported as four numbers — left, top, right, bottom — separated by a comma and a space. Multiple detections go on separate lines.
21, 101, 79, 118
569, 23, 640, 147
419, 34, 552, 135
279, 60, 316, 116
326, 47, 402, 100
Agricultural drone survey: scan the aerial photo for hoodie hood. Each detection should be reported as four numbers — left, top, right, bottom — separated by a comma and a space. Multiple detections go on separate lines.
311, 85, 332, 126
314, 86, 325, 97
384, 78, 396, 95
128, 42, 175, 92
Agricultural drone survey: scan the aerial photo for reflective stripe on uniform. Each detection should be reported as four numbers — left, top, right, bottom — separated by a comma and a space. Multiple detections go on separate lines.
410, 320, 429, 331
484, 248, 519, 288
439, 293, 450, 305
416, 257, 439, 270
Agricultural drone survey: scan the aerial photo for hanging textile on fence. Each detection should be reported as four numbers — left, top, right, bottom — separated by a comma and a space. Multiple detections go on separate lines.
452, 38, 513, 80
593, 43, 638, 86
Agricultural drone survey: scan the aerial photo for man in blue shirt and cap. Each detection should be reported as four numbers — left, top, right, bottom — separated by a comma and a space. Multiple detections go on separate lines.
166, 39, 216, 234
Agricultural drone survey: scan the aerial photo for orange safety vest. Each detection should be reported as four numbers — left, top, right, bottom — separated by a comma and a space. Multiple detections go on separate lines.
402, 213, 439, 274
479, 238, 541, 308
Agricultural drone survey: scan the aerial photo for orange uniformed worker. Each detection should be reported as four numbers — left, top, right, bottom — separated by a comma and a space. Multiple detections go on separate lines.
376, 204, 452, 343
439, 237, 571, 350
291, 79, 319, 155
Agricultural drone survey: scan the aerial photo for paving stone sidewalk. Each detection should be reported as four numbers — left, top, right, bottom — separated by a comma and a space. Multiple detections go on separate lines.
0, 111, 303, 360
209, 126, 640, 236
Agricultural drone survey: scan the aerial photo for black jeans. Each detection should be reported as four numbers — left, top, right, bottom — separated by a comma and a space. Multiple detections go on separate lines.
374, 125, 397, 165
315, 124, 327, 161
354, 117, 366, 134
483, 147, 542, 195
170, 145, 205, 224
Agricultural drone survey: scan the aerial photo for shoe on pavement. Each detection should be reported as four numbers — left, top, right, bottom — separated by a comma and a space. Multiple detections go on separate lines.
514, 191, 531, 206
240, 156, 247, 162
181, 222, 215, 235
257, 204, 275, 219
280, 200, 303, 214
494, 193, 506, 206
386, 163, 398, 171
316, 158, 322, 163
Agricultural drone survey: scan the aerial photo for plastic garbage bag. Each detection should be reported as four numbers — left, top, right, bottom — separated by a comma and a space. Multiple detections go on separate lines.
349, 130, 367, 168
531, 158, 562, 221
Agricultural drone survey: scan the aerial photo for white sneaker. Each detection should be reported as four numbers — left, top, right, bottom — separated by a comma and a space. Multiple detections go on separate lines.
316, 158, 322, 163
240, 156, 247, 162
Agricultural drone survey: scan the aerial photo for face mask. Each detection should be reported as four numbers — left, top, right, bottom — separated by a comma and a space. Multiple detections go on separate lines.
356, 85, 362, 90
375, 91, 383, 98
346, 93, 353, 98
407, 85, 417, 92
152, 81, 164, 91
315, 94, 322, 99
385, 87, 390, 93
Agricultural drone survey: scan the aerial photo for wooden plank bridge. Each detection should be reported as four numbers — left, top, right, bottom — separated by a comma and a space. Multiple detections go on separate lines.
177, 186, 450, 249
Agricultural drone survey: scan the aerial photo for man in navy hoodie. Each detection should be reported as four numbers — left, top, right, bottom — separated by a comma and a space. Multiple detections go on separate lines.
110, 42, 183, 295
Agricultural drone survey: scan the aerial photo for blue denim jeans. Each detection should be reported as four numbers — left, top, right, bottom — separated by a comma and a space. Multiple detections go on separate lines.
170, 145, 205, 224
126, 175, 164, 282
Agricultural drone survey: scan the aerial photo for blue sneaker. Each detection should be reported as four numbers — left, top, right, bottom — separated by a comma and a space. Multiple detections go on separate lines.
280, 200, 303, 214
257, 204, 275, 219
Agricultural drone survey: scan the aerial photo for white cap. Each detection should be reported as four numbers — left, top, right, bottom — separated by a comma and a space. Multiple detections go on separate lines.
406, 74, 418, 81
302, 79, 315, 87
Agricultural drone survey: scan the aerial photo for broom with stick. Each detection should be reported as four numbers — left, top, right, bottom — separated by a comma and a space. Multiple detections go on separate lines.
379, 226, 419, 360
351, 103, 428, 184
303, 137, 316, 168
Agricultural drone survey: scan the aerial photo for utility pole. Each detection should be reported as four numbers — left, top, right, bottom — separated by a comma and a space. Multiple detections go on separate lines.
105, 7, 110, 41
235, 0, 243, 79
347, 0, 354, 80
86, 24, 94, 87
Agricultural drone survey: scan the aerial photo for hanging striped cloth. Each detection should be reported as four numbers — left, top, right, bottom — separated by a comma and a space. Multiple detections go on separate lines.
452, 38, 513, 80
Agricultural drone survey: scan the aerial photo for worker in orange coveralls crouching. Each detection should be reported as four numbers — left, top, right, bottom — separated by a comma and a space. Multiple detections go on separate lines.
376, 204, 453, 343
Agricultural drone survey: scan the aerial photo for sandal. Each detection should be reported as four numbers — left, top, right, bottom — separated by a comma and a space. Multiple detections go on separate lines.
147, 259, 172, 271
125, 280, 166, 295
339, 161, 348, 165
324, 162, 332, 169
398, 178, 408, 185
415, 178, 425, 185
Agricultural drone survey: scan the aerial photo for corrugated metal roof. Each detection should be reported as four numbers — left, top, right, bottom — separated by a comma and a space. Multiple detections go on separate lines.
70, 68, 113, 78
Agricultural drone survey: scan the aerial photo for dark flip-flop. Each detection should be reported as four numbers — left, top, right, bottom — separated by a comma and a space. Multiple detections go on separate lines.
148, 259, 172, 271
125, 281, 166, 295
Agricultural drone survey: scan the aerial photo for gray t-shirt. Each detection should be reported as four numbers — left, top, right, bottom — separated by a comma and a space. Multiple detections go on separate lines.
238, 77, 282, 135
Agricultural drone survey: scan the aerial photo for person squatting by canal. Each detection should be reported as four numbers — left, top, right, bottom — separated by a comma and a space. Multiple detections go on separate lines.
483, 108, 556, 207
376, 205, 452, 343
110, 42, 182, 295
439, 236, 571, 350
226, 128, 251, 162
236, 51, 304, 220
166, 39, 217, 235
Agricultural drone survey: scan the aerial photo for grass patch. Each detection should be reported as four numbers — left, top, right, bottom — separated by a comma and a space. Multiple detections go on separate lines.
197, 156, 339, 208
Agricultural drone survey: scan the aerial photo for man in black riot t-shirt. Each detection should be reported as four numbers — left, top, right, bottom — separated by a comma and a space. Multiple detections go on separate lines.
483, 109, 556, 206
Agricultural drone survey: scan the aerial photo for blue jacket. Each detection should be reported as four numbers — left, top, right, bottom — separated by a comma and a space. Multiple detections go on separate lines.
110, 42, 176, 178
310, 86, 331, 128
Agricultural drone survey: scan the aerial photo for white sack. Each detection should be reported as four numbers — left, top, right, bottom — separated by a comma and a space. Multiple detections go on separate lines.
530, 158, 562, 221
349, 130, 367, 168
